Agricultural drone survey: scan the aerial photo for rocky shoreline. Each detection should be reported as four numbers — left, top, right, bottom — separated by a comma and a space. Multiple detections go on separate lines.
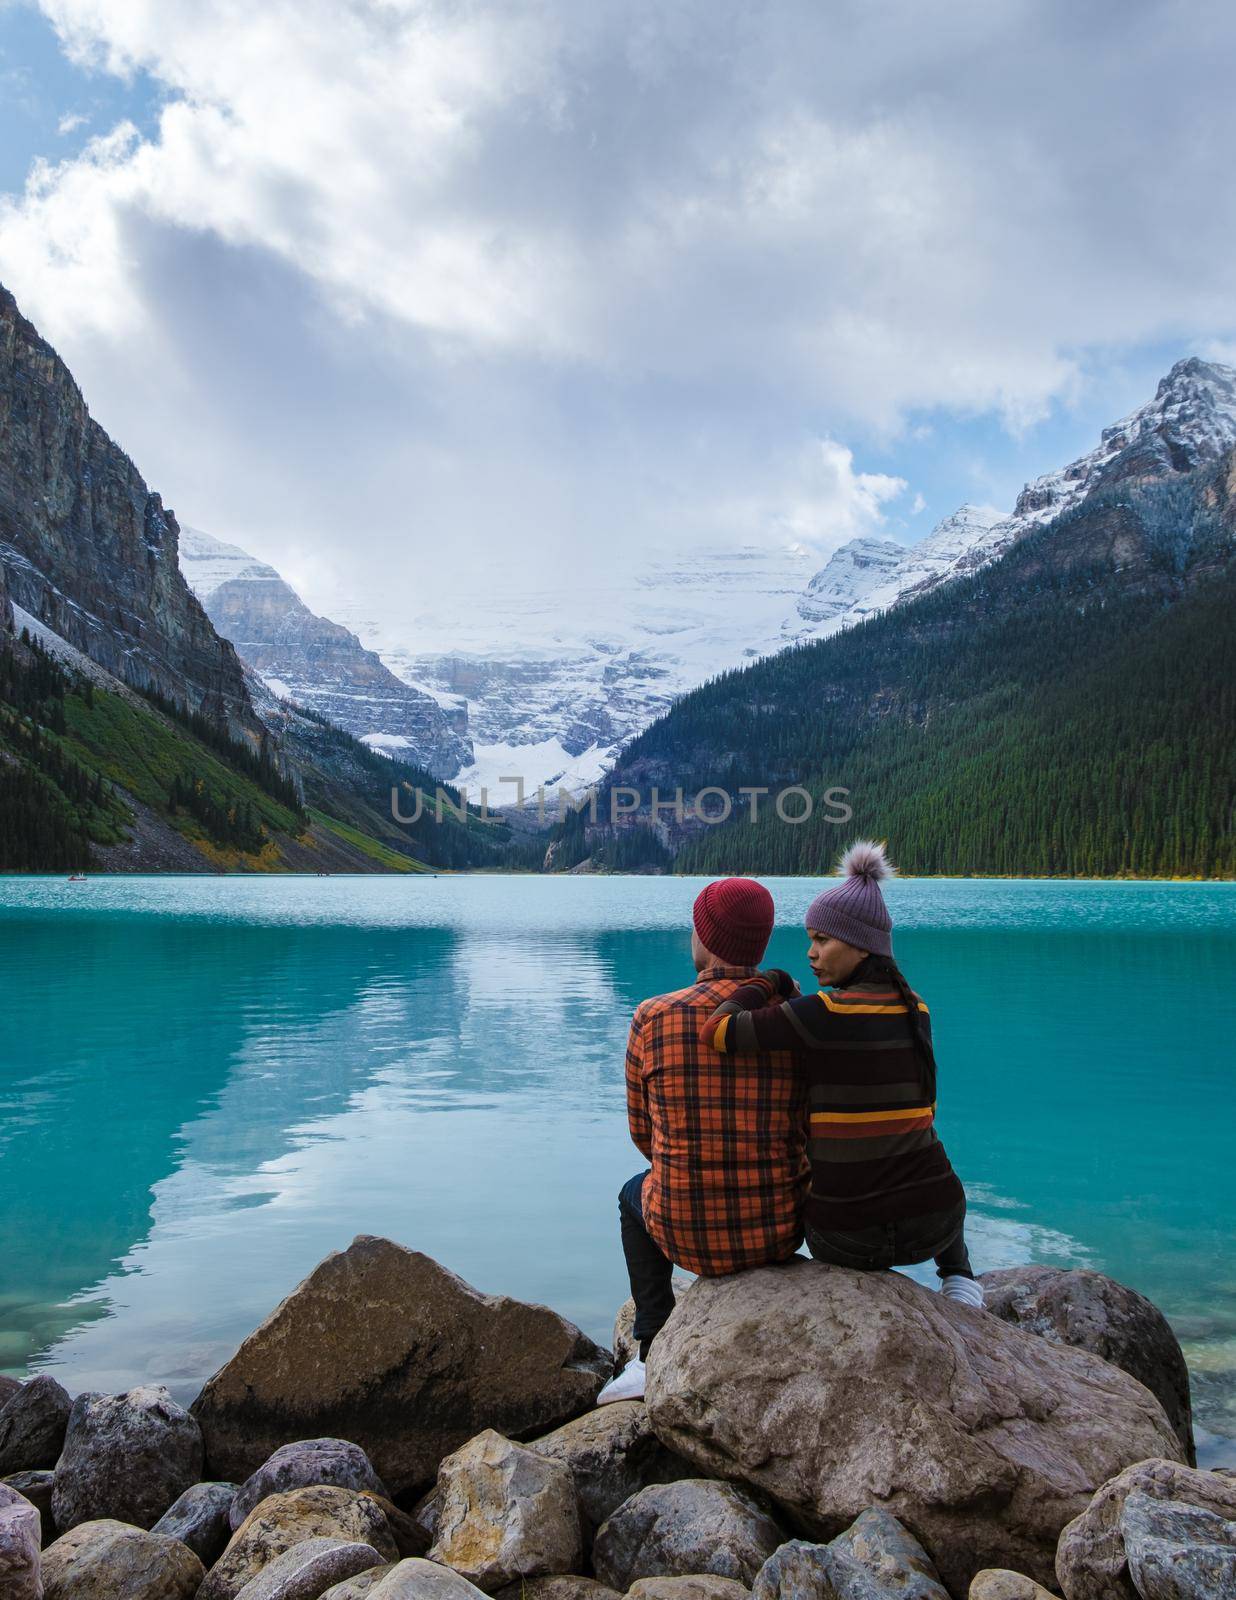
1, 1236, 1232, 1599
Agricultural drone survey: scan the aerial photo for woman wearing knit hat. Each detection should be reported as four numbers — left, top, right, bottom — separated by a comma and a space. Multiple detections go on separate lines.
701, 840, 983, 1308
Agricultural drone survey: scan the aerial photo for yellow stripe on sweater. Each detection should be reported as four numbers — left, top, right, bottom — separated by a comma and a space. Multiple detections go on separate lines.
818, 992, 929, 1014
811, 1106, 933, 1124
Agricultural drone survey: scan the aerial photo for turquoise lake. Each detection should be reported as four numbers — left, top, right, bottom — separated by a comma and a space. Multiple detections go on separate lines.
2, 875, 1234, 1464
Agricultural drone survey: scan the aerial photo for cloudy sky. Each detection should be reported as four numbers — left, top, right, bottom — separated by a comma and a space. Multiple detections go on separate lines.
2, 0, 1236, 629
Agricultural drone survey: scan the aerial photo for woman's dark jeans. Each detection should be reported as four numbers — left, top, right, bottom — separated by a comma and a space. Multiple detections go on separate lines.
804, 1198, 976, 1280
619, 1170, 677, 1351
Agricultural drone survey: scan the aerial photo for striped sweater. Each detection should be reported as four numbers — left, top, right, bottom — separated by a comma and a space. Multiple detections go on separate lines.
702, 967, 963, 1230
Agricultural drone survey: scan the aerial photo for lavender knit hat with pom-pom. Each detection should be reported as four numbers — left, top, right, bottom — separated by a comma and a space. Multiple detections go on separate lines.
804, 840, 896, 956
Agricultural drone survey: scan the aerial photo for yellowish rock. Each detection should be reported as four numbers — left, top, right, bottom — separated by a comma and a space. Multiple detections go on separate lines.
969, 1571, 1056, 1599
628, 1579, 750, 1600
40, 1517, 204, 1599
198, 1485, 399, 1600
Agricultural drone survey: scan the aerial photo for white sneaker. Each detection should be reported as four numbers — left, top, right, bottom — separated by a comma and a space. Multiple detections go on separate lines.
940, 1275, 985, 1309
596, 1357, 646, 1404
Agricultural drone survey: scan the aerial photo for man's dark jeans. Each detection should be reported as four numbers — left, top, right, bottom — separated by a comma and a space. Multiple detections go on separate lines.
804, 1197, 976, 1280
619, 1170, 677, 1352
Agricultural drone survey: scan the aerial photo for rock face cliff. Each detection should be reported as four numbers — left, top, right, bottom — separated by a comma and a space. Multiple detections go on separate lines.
179, 526, 471, 780
905, 357, 1236, 596
0, 284, 258, 736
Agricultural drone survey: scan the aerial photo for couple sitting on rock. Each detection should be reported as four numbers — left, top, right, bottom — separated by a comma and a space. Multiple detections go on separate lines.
598, 839, 983, 1405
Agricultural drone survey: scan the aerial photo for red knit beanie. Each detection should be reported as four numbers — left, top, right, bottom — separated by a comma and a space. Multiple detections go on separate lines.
692, 877, 775, 966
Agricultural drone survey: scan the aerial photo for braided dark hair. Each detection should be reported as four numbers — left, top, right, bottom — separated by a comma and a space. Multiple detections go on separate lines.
849, 951, 937, 1106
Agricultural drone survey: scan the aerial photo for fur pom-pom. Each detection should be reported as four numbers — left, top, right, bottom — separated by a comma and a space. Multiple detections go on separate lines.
836, 838, 896, 882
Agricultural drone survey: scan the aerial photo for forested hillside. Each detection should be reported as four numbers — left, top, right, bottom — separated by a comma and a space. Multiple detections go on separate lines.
0, 628, 523, 874
597, 459, 1236, 878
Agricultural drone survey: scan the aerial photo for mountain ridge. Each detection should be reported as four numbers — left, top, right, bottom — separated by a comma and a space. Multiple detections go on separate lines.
179, 524, 471, 779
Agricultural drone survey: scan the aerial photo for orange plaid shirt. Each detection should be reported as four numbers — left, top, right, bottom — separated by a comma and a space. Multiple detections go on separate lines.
625, 964, 809, 1276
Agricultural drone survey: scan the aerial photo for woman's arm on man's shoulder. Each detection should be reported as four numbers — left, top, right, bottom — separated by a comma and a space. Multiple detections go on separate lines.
700, 973, 838, 1055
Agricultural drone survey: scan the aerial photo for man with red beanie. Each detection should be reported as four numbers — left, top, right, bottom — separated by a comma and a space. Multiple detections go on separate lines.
596, 876, 808, 1403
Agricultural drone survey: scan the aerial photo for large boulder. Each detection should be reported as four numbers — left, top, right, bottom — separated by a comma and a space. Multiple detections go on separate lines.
0, 1376, 73, 1474
192, 1237, 611, 1494
40, 1517, 205, 1599
0, 1377, 24, 1409
750, 1511, 949, 1600
0, 1480, 42, 1600
231, 1536, 384, 1599
3, 1470, 56, 1545
152, 1480, 239, 1564
981, 1266, 1195, 1462
50, 1386, 204, 1532
592, 1480, 786, 1591
527, 1402, 691, 1530
231, 1441, 389, 1530
1056, 1456, 1236, 1599
200, 1484, 401, 1600
645, 1261, 1182, 1597
428, 1429, 584, 1591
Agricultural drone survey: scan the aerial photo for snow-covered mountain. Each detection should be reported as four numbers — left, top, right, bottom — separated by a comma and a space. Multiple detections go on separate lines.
334, 513, 1009, 797
179, 526, 471, 779
182, 355, 1236, 802
901, 356, 1236, 598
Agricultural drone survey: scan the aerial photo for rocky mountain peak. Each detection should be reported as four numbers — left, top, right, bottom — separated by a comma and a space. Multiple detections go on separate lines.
179, 525, 472, 779
0, 283, 260, 737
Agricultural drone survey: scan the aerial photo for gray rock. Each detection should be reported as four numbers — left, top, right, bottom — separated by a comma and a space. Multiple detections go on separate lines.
1121, 1489, 1236, 1599
232, 1535, 384, 1600
0, 1480, 43, 1600
646, 1261, 1181, 1597
967, 1575, 1055, 1599
0, 1377, 24, 1408
428, 1429, 584, 1590
198, 1484, 401, 1600
592, 1480, 785, 1591
232, 1441, 389, 1530
981, 1265, 1195, 1461
50, 1385, 204, 1533
365, 1557, 494, 1599
40, 1516, 205, 1599
319, 1567, 398, 1600
192, 1238, 611, 1494
152, 1479, 238, 1564
750, 1542, 834, 1600
2, 1469, 55, 1545
751, 1511, 949, 1600
527, 1402, 691, 1530
627, 1579, 750, 1600
494, 1578, 623, 1600
1056, 1457, 1236, 1599
0, 1376, 73, 1474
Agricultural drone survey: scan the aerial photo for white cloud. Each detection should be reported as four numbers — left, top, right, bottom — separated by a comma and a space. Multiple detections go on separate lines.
1, 0, 1235, 618
56, 110, 88, 134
